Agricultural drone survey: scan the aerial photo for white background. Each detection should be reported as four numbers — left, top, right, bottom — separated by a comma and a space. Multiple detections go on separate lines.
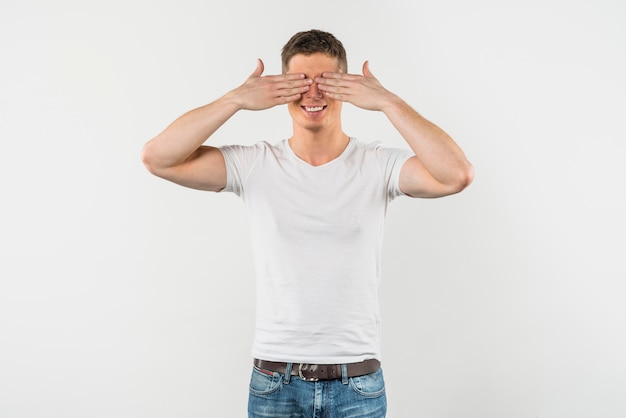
1, 0, 625, 417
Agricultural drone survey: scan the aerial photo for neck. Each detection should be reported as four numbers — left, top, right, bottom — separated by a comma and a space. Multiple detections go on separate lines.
289, 126, 350, 166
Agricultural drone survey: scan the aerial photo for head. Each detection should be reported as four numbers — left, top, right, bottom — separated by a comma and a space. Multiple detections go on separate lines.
282, 30, 348, 135
281, 29, 347, 74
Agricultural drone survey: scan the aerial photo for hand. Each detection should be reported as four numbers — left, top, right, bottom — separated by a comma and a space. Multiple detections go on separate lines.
316, 61, 397, 111
229, 59, 313, 111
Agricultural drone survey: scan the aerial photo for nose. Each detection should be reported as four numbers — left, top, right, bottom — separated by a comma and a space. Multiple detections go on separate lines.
306, 81, 323, 99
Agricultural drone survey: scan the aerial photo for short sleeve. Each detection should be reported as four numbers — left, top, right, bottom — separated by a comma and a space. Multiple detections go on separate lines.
373, 143, 414, 201
218, 143, 267, 196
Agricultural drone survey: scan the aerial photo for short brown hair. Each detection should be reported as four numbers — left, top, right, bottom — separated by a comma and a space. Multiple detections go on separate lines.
281, 29, 347, 73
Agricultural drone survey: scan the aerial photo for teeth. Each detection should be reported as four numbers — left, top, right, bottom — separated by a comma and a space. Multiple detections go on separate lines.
305, 106, 324, 112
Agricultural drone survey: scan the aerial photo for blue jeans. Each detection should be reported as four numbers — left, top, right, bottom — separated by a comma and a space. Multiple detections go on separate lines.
248, 363, 387, 417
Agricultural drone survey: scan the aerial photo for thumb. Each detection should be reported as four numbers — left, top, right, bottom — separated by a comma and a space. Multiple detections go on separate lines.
362, 60, 374, 78
250, 58, 264, 78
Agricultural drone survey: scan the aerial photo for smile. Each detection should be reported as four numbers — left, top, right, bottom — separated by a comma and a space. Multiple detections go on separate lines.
303, 106, 326, 113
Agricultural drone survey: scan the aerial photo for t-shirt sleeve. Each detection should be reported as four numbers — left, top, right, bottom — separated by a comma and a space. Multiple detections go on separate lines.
218, 143, 265, 196
374, 143, 414, 201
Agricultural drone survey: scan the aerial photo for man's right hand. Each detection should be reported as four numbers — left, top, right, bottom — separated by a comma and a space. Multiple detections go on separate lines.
141, 59, 312, 192
227, 59, 312, 111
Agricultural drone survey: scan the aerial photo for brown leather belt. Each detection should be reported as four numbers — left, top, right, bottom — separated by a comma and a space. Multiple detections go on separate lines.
253, 358, 380, 382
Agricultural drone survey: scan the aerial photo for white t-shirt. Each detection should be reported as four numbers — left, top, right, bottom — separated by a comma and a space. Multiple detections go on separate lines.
219, 138, 413, 364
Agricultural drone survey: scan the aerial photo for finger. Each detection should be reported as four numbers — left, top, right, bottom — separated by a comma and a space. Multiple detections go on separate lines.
315, 78, 349, 94
269, 79, 312, 96
316, 74, 361, 88
274, 93, 303, 105
278, 84, 311, 96
318, 71, 348, 80
277, 84, 311, 97
268, 73, 308, 82
362, 60, 373, 78
248, 58, 264, 79
319, 91, 350, 102
316, 78, 353, 94
316, 77, 347, 89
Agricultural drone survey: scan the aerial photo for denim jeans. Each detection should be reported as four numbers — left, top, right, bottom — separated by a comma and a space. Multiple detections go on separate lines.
248, 363, 387, 417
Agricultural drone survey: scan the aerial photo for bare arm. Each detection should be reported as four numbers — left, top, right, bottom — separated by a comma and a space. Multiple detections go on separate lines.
317, 62, 474, 198
382, 97, 474, 198
141, 59, 313, 191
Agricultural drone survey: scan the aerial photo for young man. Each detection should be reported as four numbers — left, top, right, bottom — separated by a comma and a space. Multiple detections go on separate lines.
142, 29, 473, 417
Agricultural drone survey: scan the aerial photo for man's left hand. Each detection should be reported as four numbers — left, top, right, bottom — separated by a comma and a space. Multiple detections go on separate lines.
316, 61, 398, 111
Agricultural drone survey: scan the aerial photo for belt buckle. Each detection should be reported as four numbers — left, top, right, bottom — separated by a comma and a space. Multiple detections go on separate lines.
298, 363, 319, 382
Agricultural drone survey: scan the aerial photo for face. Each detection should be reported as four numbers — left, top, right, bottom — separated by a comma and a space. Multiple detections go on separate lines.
286, 53, 343, 134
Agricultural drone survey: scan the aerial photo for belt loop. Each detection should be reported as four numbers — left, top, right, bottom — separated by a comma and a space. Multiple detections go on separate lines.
341, 363, 349, 385
283, 362, 293, 384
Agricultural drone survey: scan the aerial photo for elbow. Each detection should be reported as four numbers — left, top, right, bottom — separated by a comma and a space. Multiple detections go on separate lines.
140, 142, 160, 175
441, 162, 474, 196
453, 162, 475, 193
460, 161, 475, 188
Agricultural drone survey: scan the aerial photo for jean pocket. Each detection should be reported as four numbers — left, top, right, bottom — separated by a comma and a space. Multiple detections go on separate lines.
349, 368, 386, 398
249, 366, 283, 396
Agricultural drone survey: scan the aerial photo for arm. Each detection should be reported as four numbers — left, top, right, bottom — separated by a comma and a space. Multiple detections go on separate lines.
141, 59, 312, 191
317, 62, 474, 198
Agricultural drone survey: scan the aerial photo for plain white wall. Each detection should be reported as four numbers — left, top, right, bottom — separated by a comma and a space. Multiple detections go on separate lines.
1, 0, 624, 417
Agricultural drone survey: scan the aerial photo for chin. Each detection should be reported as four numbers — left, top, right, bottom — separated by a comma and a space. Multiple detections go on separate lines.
305, 124, 325, 132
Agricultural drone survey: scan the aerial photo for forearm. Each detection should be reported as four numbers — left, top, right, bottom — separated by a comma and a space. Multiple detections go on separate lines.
382, 97, 473, 186
141, 94, 240, 171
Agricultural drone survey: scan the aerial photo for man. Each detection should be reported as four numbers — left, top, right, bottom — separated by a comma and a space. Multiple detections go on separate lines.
142, 29, 473, 417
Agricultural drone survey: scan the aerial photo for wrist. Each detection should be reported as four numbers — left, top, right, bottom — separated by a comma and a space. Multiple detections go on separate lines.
379, 93, 406, 115
221, 89, 247, 112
